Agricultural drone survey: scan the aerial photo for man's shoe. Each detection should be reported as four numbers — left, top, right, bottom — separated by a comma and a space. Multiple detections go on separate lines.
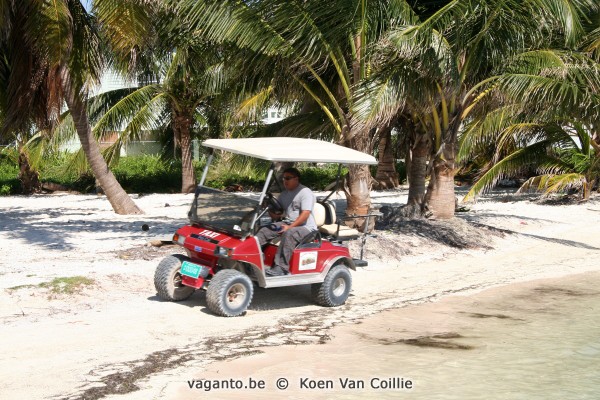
266, 266, 286, 276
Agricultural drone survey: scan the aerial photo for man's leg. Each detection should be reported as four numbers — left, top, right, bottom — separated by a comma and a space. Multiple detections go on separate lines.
274, 226, 310, 273
255, 225, 280, 247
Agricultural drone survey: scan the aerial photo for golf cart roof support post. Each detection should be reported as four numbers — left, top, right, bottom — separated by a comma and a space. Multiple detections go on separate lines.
198, 151, 214, 187
250, 164, 276, 231
322, 163, 343, 203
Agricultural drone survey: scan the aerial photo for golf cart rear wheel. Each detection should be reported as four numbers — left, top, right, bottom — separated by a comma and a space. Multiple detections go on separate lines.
311, 264, 352, 307
154, 255, 195, 301
206, 269, 254, 317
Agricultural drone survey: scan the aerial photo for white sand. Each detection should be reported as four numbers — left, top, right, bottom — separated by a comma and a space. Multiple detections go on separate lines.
0, 190, 599, 399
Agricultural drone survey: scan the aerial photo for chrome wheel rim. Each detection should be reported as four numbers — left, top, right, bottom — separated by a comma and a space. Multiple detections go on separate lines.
332, 277, 346, 297
173, 272, 184, 288
227, 283, 247, 307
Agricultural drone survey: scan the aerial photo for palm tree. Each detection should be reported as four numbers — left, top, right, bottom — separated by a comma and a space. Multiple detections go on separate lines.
373, 122, 400, 189
460, 49, 600, 200
178, 0, 414, 227
86, 47, 230, 193
93, 1, 269, 193
463, 122, 599, 201
355, 0, 597, 218
0, 0, 142, 214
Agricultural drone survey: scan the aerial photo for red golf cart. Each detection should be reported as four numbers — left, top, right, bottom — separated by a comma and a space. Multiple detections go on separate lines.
154, 138, 378, 316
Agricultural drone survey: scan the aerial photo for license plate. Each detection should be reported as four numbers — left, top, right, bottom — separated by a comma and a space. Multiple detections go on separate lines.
180, 261, 202, 279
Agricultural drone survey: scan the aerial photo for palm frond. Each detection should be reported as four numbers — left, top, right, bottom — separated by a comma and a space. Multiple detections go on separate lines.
458, 105, 521, 162
253, 111, 335, 141
26, 1, 72, 66
116, 92, 169, 144
519, 172, 587, 195
232, 87, 274, 124
494, 50, 600, 122
68, 0, 103, 89
494, 72, 600, 122
94, 0, 153, 63
353, 77, 402, 127
463, 140, 566, 201
50, 111, 77, 151
91, 84, 163, 141
537, 0, 593, 46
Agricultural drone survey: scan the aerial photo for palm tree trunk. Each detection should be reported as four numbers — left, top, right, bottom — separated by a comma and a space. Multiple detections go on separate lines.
18, 150, 41, 194
174, 112, 196, 193
63, 78, 143, 215
342, 122, 374, 231
374, 126, 399, 189
424, 143, 456, 219
404, 135, 429, 216
344, 163, 373, 230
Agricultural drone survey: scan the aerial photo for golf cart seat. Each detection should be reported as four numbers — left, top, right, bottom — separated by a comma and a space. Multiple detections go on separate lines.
313, 202, 361, 240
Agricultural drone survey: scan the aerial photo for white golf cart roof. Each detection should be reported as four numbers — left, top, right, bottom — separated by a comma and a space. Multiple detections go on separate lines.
202, 137, 377, 165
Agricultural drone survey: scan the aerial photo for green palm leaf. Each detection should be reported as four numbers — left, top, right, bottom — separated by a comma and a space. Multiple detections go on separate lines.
519, 173, 587, 195
463, 140, 570, 201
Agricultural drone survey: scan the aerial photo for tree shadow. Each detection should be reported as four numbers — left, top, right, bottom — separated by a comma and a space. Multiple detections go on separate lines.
464, 220, 600, 250
0, 206, 187, 251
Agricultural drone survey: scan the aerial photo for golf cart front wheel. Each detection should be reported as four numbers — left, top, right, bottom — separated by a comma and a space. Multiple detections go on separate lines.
312, 264, 352, 307
154, 255, 195, 301
206, 269, 254, 317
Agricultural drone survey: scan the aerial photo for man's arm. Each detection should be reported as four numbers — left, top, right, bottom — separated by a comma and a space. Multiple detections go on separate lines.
280, 210, 311, 232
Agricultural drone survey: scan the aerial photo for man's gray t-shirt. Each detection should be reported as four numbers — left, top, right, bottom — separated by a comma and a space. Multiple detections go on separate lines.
278, 184, 317, 231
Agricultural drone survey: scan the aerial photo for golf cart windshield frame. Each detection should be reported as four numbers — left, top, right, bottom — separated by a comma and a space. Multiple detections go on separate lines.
188, 160, 275, 239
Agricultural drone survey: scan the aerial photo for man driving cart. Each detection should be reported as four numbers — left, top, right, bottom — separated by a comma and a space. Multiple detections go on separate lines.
256, 167, 317, 276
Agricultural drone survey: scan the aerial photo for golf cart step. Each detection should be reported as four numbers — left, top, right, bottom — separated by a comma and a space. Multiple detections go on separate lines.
353, 259, 368, 267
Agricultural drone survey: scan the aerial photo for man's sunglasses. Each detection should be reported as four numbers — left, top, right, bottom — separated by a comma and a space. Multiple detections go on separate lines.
282, 176, 297, 181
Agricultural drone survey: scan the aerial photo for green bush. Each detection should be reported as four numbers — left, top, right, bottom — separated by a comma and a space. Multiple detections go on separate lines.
40, 154, 182, 193
112, 156, 181, 193
38, 152, 92, 192
1, 153, 358, 195
0, 154, 20, 195
199, 161, 347, 192
300, 164, 347, 190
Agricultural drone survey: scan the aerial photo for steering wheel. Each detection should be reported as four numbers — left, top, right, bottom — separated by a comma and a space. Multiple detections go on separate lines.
264, 192, 284, 215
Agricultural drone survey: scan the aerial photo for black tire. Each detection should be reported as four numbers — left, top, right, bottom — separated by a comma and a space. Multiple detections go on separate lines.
154, 255, 195, 301
311, 264, 352, 307
206, 269, 254, 317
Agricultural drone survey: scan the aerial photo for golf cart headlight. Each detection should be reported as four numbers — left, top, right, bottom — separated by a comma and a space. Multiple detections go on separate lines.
215, 246, 233, 257
173, 233, 186, 245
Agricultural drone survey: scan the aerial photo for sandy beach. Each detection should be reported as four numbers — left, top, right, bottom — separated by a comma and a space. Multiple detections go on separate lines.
168, 271, 600, 400
1, 188, 599, 399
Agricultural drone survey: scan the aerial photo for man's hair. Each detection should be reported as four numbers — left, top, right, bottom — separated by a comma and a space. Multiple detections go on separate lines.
283, 167, 301, 179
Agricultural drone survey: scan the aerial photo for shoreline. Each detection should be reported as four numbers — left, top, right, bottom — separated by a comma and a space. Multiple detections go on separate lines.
1, 191, 599, 399
161, 270, 600, 400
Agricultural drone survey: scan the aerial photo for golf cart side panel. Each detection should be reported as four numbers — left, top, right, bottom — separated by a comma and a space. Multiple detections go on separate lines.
288, 241, 351, 275
227, 237, 263, 269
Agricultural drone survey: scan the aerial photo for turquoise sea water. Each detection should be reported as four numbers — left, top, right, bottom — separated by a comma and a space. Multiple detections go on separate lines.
334, 272, 600, 399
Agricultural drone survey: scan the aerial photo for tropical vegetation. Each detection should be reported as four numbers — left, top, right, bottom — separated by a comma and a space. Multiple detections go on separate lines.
0, 0, 143, 213
0, 0, 598, 220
